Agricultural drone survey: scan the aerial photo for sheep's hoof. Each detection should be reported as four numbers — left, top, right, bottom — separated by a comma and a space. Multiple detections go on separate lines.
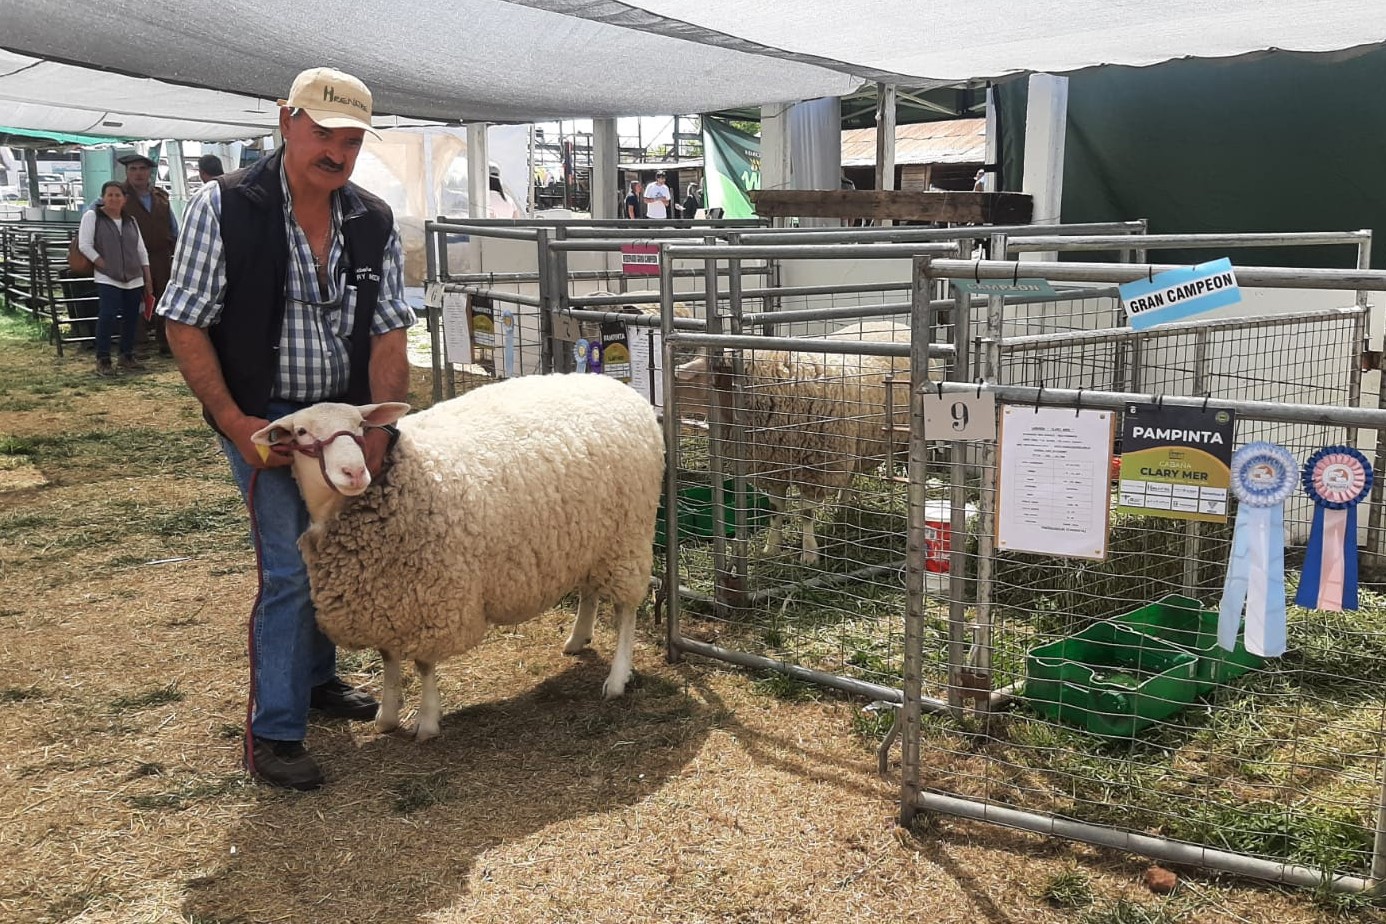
602, 676, 629, 699
799, 550, 820, 567
375, 715, 400, 734
562, 636, 592, 655
414, 722, 441, 742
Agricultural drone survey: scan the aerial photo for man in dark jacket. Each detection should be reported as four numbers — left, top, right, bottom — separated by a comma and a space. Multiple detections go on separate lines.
157, 67, 415, 791
118, 152, 177, 352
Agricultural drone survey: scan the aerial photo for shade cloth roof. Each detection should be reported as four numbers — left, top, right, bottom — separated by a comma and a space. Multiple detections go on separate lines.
538, 0, 1386, 84
2, 0, 1383, 142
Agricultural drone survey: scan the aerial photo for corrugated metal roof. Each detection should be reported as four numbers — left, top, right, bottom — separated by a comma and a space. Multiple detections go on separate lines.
841, 118, 986, 167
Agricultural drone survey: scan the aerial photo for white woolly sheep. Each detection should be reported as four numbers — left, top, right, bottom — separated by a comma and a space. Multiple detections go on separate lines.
674, 319, 943, 565
251, 373, 665, 741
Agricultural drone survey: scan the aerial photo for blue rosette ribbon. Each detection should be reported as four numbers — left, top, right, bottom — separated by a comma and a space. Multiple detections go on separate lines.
1219, 442, 1297, 657
1295, 446, 1372, 613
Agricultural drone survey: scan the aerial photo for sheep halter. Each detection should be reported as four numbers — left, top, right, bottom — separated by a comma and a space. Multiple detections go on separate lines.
273, 429, 366, 495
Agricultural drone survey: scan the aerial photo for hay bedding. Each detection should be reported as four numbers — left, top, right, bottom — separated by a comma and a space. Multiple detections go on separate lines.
0, 328, 1373, 924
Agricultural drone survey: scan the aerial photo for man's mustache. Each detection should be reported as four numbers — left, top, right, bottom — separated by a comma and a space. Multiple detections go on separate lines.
315, 158, 345, 172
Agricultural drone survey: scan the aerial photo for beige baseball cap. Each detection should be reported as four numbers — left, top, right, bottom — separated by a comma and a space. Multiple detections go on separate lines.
278, 67, 379, 136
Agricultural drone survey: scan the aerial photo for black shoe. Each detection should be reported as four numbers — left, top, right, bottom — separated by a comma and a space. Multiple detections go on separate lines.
248, 736, 323, 791
310, 678, 379, 720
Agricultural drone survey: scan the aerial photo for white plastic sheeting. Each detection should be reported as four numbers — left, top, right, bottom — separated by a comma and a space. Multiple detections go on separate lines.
1, 0, 861, 131
0, 51, 282, 142
4, 0, 1382, 142
540, 0, 1386, 83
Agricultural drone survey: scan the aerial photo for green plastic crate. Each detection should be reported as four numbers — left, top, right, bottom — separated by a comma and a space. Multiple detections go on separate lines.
1024, 621, 1201, 737
1112, 594, 1262, 690
655, 478, 772, 544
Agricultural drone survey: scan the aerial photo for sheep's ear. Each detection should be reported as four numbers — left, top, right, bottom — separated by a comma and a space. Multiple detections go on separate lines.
251, 414, 299, 447
674, 355, 708, 382
359, 402, 410, 427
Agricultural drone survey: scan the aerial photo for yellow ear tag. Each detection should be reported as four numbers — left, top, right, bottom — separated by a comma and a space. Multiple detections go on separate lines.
256, 443, 271, 463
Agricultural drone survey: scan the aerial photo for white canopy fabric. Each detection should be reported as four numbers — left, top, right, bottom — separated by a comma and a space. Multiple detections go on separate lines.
0, 51, 283, 142
2, 0, 1384, 142
0, 0, 861, 137
532, 0, 1386, 84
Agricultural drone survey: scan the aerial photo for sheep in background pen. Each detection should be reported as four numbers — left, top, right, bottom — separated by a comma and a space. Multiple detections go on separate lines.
674, 319, 944, 566
251, 373, 665, 741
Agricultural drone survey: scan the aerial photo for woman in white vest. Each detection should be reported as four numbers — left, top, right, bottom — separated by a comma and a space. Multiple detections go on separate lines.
78, 180, 153, 376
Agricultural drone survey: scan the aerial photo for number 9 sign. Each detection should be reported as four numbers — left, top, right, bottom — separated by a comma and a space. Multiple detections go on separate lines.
922, 389, 996, 441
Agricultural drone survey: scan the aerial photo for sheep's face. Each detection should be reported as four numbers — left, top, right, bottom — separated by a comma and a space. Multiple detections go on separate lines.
252, 402, 411, 500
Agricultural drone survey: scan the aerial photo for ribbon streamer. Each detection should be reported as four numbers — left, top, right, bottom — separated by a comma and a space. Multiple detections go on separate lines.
1219, 442, 1297, 658
1295, 446, 1372, 613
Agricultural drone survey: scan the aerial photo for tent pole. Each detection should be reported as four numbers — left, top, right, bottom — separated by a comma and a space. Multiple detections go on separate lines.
1021, 73, 1069, 258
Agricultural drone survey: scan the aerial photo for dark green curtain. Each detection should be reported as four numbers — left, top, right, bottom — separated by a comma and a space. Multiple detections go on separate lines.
996, 46, 1386, 269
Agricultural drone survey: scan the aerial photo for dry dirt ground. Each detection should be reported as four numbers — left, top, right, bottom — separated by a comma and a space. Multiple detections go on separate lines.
0, 314, 1379, 924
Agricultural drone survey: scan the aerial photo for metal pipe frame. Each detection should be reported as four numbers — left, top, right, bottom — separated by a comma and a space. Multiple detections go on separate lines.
745, 220, 1146, 246
658, 248, 683, 665
930, 259, 1386, 291
425, 222, 541, 241
666, 243, 962, 261
444, 267, 769, 284
930, 381, 1386, 429
450, 286, 543, 307
991, 306, 1367, 354
739, 287, 1119, 328
916, 792, 1374, 894
671, 331, 954, 359
425, 221, 443, 403
560, 308, 706, 330
564, 280, 911, 307
1006, 231, 1374, 253
426, 217, 765, 230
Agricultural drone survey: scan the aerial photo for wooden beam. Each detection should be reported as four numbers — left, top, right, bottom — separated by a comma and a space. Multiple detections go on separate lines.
751, 189, 1033, 224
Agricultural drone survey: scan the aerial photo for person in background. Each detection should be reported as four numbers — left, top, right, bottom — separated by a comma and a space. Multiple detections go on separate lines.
118, 152, 178, 354
643, 170, 671, 219
487, 161, 524, 219
197, 154, 225, 184
158, 66, 415, 791
681, 183, 701, 220
78, 180, 153, 376
624, 180, 643, 219
973, 168, 987, 192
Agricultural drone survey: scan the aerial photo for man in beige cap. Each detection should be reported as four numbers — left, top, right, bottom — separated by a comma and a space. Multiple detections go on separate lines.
158, 67, 415, 791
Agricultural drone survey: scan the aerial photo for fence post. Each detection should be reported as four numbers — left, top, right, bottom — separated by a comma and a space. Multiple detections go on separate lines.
901, 253, 934, 827
660, 243, 684, 664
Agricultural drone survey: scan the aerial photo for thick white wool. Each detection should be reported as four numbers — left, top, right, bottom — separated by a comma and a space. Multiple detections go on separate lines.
300, 373, 664, 664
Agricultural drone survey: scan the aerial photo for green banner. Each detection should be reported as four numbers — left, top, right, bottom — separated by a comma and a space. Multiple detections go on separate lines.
701, 118, 760, 219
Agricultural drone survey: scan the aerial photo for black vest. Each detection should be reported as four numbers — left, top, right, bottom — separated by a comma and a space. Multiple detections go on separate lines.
211, 149, 393, 419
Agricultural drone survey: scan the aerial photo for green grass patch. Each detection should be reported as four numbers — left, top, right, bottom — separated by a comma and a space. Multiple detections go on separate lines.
110, 682, 185, 712
751, 670, 818, 702
1040, 865, 1094, 908
391, 771, 452, 814
125, 774, 248, 811
1079, 899, 1177, 924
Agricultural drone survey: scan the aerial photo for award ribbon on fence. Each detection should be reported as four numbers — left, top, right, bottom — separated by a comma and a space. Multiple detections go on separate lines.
1219, 442, 1297, 657
1295, 446, 1372, 613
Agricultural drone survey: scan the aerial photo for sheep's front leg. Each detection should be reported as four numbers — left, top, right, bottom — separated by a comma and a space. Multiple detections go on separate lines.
415, 660, 441, 742
762, 481, 789, 555
563, 593, 598, 654
602, 600, 637, 699
376, 651, 403, 734
798, 491, 840, 567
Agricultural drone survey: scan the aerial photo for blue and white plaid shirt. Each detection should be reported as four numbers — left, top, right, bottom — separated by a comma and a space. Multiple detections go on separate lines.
158, 160, 415, 403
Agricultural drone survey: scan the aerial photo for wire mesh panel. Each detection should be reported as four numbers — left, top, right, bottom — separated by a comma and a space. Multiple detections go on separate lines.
900, 255, 1386, 889
911, 395, 1386, 887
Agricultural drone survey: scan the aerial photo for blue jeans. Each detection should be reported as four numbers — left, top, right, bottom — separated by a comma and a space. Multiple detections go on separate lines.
94, 283, 143, 361
220, 399, 337, 742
